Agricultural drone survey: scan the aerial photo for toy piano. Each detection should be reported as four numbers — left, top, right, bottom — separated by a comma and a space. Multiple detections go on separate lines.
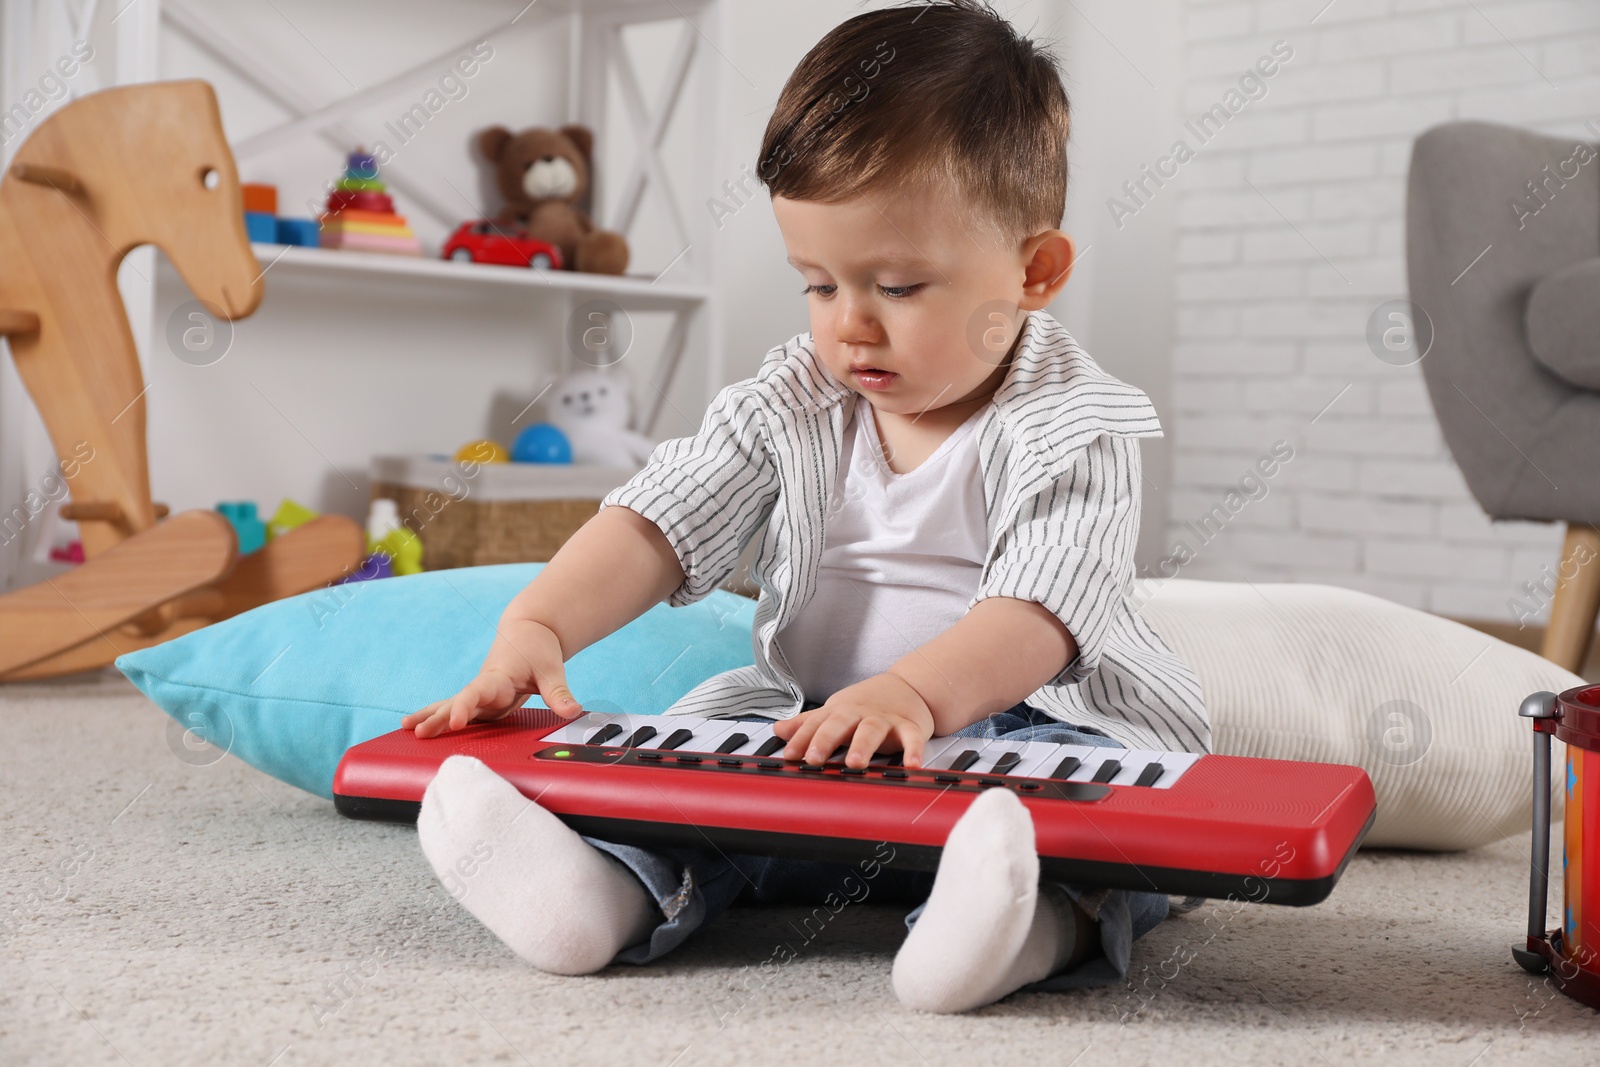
334, 708, 1377, 905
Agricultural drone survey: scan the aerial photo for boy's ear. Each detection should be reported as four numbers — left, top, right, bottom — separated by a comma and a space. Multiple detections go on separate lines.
1019, 231, 1076, 308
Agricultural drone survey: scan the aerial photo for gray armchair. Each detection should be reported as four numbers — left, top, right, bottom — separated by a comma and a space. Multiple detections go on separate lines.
1407, 120, 1600, 672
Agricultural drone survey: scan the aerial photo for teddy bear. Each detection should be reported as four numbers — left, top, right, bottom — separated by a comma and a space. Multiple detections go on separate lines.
544, 367, 655, 467
477, 124, 630, 276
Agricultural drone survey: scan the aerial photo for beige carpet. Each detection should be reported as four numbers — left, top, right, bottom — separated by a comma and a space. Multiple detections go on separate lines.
2, 670, 1596, 1067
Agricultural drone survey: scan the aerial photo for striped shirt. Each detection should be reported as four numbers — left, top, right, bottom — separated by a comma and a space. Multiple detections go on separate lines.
599, 309, 1210, 754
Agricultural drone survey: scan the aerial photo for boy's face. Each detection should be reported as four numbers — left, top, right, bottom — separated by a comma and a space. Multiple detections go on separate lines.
772, 184, 1074, 419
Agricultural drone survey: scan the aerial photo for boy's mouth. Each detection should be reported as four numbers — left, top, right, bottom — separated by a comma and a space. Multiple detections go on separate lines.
851, 366, 897, 389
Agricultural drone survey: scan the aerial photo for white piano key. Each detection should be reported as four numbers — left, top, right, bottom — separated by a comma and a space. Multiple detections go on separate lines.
653, 718, 729, 751
924, 736, 1011, 771
1033, 744, 1102, 781
963, 740, 1031, 775
1150, 751, 1200, 787
920, 737, 972, 769
909, 736, 1039, 772
1074, 749, 1119, 784
1006, 741, 1085, 779
696, 722, 767, 754
542, 712, 626, 745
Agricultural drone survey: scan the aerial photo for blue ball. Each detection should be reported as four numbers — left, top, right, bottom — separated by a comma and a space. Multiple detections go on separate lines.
511, 422, 573, 464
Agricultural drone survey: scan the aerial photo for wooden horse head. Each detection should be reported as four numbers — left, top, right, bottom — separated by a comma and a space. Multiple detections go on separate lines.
0, 80, 263, 559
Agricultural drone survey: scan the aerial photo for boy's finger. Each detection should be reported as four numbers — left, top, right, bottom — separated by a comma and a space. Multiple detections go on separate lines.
846, 718, 890, 769
781, 712, 824, 761
772, 708, 824, 740
893, 721, 927, 768
530, 658, 582, 717
404, 698, 448, 723
413, 706, 448, 739
777, 710, 819, 742
449, 689, 480, 730
804, 709, 860, 765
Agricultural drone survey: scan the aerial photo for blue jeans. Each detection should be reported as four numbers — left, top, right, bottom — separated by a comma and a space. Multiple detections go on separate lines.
582, 703, 1170, 993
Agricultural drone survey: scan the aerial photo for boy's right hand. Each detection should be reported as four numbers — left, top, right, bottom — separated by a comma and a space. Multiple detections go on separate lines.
400, 619, 583, 739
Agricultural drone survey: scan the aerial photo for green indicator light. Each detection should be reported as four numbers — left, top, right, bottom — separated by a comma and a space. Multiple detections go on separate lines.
553, 749, 571, 758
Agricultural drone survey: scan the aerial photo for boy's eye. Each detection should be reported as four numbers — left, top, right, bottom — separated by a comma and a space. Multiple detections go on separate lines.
799, 283, 924, 299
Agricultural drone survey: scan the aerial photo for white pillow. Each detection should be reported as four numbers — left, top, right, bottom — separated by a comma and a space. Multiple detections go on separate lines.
1135, 579, 1581, 850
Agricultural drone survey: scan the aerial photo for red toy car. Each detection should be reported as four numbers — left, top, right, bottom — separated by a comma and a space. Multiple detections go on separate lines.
441, 221, 563, 269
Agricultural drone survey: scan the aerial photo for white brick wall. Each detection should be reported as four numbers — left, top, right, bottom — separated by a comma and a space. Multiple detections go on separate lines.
1159, 0, 1599, 623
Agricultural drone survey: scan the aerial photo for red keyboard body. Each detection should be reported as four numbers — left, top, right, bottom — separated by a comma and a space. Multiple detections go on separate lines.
333, 709, 1376, 905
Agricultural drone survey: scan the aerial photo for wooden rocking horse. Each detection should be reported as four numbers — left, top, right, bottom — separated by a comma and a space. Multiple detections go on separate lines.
0, 80, 364, 680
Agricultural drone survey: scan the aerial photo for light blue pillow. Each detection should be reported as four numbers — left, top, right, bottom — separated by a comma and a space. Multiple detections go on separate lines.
116, 563, 757, 800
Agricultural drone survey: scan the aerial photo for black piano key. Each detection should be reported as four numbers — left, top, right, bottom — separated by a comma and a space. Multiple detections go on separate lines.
622, 726, 658, 748
950, 749, 980, 772
658, 728, 695, 751
1134, 761, 1165, 787
587, 723, 623, 745
885, 752, 904, 767
990, 751, 1022, 775
715, 733, 750, 754
754, 736, 786, 757
1050, 755, 1082, 780
1091, 759, 1122, 783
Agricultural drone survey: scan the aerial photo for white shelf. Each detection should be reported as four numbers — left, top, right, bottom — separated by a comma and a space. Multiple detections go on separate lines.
248, 243, 708, 310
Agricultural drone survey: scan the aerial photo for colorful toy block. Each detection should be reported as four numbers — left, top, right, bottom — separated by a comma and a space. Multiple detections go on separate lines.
275, 218, 319, 247
244, 211, 277, 243
318, 149, 421, 256
241, 183, 278, 214
337, 551, 395, 584
267, 498, 318, 542
216, 500, 267, 554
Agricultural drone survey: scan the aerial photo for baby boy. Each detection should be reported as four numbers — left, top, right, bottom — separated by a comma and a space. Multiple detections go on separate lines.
402, 0, 1208, 1013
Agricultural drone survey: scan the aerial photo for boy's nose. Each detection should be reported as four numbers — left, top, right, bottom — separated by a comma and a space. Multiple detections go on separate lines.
835, 297, 882, 345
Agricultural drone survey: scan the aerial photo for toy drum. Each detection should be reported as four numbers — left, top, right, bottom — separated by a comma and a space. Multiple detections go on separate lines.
1514, 684, 1600, 1008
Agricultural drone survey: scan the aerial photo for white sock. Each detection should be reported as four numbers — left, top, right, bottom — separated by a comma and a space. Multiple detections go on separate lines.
891, 787, 1088, 1013
416, 754, 659, 975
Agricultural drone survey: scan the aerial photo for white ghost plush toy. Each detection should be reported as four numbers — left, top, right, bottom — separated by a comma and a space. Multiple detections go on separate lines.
545, 368, 656, 466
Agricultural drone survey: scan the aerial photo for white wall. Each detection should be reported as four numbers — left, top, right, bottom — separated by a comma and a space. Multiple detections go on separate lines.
1051, 0, 1185, 567
1161, 0, 1599, 623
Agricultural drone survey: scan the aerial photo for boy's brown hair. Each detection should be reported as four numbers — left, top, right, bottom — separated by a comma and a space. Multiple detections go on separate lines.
757, 0, 1071, 247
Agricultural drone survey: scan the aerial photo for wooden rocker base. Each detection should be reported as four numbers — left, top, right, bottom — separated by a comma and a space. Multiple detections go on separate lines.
2, 617, 211, 681
0, 510, 236, 677
0, 513, 366, 681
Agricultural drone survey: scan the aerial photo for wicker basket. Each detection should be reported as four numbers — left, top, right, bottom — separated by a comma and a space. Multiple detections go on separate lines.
369, 456, 638, 570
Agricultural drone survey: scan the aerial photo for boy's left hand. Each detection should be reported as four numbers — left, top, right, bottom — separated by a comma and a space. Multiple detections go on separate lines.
771, 672, 936, 769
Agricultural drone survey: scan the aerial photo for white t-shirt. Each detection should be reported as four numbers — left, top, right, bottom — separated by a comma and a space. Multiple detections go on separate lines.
775, 394, 989, 704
